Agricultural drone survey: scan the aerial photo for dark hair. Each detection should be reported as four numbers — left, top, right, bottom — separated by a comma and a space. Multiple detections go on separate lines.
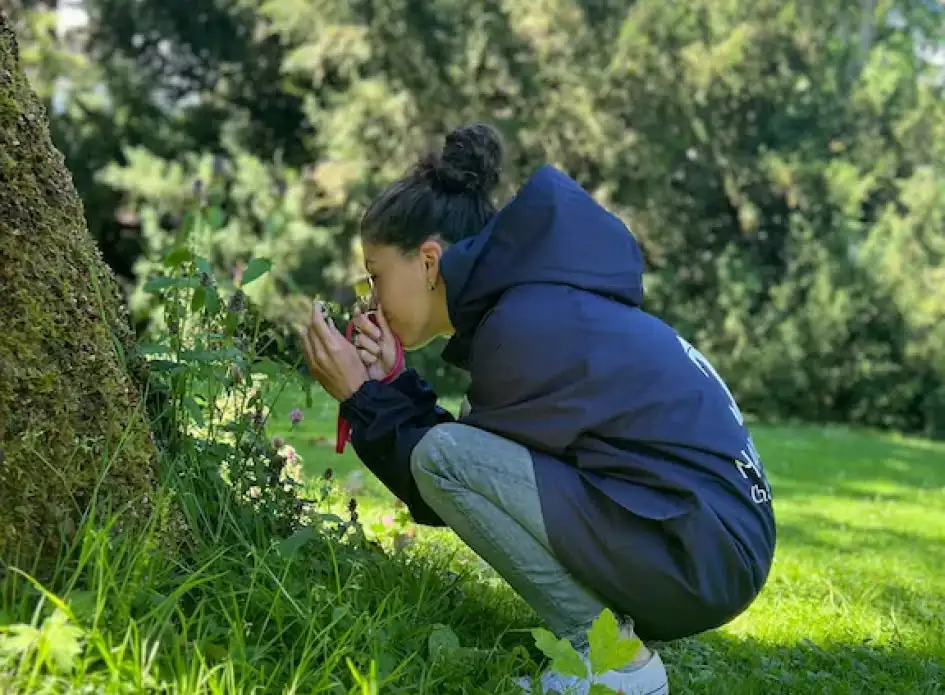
361, 122, 504, 251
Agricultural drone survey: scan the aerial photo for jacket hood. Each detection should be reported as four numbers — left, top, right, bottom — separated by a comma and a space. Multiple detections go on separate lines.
440, 164, 645, 367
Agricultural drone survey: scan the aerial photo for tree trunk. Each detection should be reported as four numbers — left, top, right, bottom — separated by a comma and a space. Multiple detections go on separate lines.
0, 11, 158, 569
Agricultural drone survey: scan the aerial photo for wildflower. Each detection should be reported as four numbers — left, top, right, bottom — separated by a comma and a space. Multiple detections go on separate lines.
232, 264, 245, 286
282, 462, 303, 484
165, 308, 180, 334
271, 436, 285, 450
269, 450, 286, 478
289, 408, 304, 426
249, 486, 261, 499
227, 289, 247, 313
381, 515, 394, 528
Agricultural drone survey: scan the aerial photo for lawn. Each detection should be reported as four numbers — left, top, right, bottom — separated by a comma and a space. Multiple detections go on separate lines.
2, 377, 943, 694
265, 382, 945, 694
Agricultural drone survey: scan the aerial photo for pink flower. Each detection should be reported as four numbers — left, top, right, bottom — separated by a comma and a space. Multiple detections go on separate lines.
289, 408, 304, 426
382, 515, 394, 527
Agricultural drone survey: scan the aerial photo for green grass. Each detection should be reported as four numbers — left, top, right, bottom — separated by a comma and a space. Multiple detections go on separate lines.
2, 378, 944, 694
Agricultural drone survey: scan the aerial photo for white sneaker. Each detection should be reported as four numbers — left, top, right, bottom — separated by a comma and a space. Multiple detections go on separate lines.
516, 650, 669, 695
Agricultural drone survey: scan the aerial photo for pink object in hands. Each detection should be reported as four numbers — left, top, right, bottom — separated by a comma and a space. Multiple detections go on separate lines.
335, 314, 405, 454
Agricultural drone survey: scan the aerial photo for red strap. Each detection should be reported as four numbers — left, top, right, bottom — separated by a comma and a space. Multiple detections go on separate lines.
336, 315, 405, 454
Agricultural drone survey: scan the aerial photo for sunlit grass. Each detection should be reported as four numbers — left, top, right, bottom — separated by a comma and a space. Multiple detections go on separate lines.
1, 381, 943, 693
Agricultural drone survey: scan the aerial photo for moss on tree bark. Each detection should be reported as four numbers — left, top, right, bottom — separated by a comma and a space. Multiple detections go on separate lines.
0, 12, 159, 568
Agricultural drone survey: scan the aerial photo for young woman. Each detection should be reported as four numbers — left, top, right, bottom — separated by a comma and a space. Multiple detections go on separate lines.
300, 123, 777, 694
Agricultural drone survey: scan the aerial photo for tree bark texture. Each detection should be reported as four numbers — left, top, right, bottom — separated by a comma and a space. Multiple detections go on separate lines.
0, 10, 158, 568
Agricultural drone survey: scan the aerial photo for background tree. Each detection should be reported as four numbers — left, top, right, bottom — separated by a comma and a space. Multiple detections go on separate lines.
12, 0, 945, 434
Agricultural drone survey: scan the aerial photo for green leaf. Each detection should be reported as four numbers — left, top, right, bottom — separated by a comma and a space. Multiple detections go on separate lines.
0, 624, 41, 659
224, 312, 239, 336
428, 624, 461, 657
314, 512, 346, 526
277, 527, 317, 558
206, 288, 221, 316
143, 276, 200, 293
532, 627, 586, 680
199, 640, 229, 662
163, 246, 192, 268
137, 343, 172, 356
41, 610, 84, 674
183, 397, 205, 428
250, 358, 283, 376
206, 206, 225, 229
587, 609, 642, 676
147, 359, 184, 374
240, 258, 273, 287
1, 610, 88, 675
66, 590, 97, 624
179, 347, 243, 363
191, 286, 207, 312
589, 684, 618, 695
195, 256, 213, 278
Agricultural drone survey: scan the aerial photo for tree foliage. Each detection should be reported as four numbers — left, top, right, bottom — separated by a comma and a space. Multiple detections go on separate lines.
17, 0, 945, 434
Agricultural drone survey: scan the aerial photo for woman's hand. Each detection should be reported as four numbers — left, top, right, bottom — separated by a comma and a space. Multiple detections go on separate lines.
351, 305, 403, 381
300, 302, 369, 402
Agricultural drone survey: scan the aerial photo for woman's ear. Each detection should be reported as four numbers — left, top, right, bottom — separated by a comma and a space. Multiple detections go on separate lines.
418, 239, 444, 288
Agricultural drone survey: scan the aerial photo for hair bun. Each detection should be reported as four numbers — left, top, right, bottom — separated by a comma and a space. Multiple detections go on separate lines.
433, 122, 504, 196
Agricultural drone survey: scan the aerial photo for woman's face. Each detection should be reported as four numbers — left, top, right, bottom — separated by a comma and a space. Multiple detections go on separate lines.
360, 240, 452, 350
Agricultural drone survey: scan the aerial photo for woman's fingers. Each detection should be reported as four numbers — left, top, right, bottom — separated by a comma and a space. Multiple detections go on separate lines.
352, 312, 382, 341
308, 301, 334, 347
354, 330, 381, 366
357, 348, 378, 365
374, 304, 393, 338
354, 332, 382, 356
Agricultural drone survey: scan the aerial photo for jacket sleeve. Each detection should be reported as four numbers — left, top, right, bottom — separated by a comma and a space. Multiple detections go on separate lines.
338, 369, 454, 526
458, 299, 604, 458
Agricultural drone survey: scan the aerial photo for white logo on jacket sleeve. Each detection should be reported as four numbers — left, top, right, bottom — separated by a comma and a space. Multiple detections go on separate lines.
677, 335, 744, 425
677, 335, 773, 505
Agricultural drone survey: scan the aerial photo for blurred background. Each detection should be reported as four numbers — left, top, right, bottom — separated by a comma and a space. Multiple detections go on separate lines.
4, 0, 945, 436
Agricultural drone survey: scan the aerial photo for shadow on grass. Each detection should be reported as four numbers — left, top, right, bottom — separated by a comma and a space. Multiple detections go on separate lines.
420, 566, 944, 695
372, 539, 943, 694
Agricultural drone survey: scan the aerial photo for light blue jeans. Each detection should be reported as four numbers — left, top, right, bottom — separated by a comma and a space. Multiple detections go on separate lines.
410, 422, 610, 648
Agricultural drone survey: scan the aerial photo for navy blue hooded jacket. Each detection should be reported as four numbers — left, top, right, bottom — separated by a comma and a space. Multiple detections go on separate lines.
340, 165, 776, 641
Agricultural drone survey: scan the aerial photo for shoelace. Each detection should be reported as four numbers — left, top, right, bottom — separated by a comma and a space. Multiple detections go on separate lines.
335, 315, 405, 454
